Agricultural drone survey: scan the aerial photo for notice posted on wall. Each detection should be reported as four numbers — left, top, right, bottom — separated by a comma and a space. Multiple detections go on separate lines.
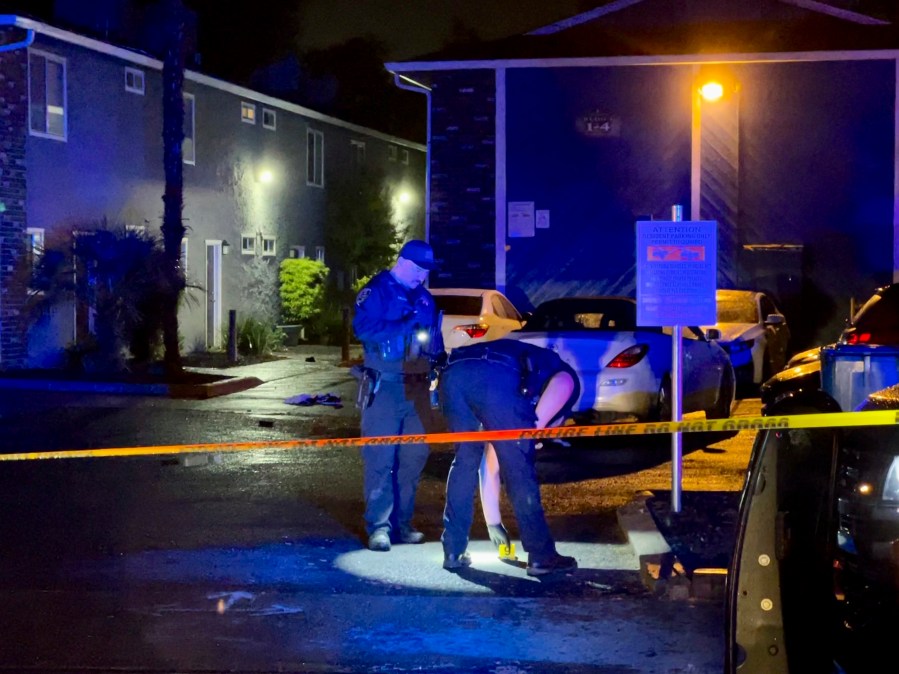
636, 220, 717, 327
536, 209, 550, 229
508, 201, 535, 237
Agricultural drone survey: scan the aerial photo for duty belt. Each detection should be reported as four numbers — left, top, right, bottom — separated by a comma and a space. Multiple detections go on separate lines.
375, 370, 430, 383
447, 347, 520, 371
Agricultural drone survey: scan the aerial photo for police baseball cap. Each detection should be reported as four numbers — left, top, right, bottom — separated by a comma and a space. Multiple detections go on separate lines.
399, 239, 438, 271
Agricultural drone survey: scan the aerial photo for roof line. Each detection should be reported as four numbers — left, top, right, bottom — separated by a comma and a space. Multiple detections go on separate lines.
778, 0, 890, 25
387, 48, 899, 73
4, 14, 425, 150
526, 0, 888, 36
527, 0, 645, 35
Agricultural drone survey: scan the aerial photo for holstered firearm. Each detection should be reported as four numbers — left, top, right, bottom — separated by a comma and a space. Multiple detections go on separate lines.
355, 367, 380, 410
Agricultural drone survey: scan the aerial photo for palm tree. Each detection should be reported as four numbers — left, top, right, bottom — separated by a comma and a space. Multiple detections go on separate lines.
160, 0, 188, 375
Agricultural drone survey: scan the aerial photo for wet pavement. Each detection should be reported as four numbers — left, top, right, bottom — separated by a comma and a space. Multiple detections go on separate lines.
0, 346, 750, 673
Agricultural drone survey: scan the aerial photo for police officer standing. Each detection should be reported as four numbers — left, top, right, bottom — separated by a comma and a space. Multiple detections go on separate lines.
353, 240, 445, 552
440, 338, 578, 576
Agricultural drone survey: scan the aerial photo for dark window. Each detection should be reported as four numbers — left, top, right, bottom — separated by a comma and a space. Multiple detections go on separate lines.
847, 285, 899, 345
527, 299, 637, 331
433, 295, 483, 316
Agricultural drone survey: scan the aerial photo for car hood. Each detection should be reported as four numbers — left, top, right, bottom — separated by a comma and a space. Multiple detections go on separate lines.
702, 322, 760, 343
760, 358, 822, 394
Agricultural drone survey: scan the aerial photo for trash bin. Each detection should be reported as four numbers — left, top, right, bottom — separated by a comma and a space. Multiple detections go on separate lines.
820, 343, 899, 411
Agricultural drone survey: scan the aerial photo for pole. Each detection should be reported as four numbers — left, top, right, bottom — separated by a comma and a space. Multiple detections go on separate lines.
228, 310, 237, 364
341, 306, 350, 364
672, 324, 684, 514
671, 203, 684, 514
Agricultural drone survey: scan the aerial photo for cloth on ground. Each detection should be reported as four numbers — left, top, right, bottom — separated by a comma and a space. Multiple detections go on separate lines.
284, 393, 343, 408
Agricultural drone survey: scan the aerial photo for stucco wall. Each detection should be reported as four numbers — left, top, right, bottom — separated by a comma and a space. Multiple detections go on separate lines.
20, 32, 426, 365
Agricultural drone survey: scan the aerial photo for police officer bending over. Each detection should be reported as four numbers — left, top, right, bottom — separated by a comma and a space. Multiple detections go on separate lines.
353, 240, 445, 552
440, 338, 578, 576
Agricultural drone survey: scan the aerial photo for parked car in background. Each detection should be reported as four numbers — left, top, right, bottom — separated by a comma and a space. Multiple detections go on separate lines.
761, 283, 899, 415
506, 296, 735, 423
430, 288, 525, 351
703, 289, 790, 388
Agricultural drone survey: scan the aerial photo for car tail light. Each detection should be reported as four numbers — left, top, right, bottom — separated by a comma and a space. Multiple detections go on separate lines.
454, 324, 488, 339
607, 344, 648, 368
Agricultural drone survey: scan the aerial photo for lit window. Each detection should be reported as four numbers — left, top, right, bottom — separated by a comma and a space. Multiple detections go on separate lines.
183, 93, 195, 165
241, 101, 256, 124
28, 50, 67, 140
25, 227, 45, 286
124, 67, 145, 95
241, 234, 256, 255
289, 245, 305, 259
400, 148, 409, 165
315, 246, 325, 263
262, 108, 276, 130
307, 129, 324, 187
261, 236, 276, 257
388, 145, 397, 162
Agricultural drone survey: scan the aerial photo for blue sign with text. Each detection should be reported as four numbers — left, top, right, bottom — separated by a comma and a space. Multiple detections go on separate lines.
636, 221, 717, 326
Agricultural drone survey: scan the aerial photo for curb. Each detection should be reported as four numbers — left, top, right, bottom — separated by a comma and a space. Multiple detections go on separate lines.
617, 491, 728, 601
167, 376, 263, 399
0, 376, 263, 399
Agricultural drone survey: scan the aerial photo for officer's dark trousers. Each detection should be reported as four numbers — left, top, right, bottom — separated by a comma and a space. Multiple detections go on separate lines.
360, 378, 431, 536
440, 360, 558, 563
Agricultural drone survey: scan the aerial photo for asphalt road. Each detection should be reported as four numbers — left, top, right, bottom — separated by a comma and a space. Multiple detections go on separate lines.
0, 371, 759, 673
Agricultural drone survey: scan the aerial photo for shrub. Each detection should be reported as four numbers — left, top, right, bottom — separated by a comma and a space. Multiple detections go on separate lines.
223, 316, 284, 356
26, 223, 178, 373
279, 258, 329, 325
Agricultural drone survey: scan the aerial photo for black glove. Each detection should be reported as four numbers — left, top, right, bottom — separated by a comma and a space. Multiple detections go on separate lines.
431, 350, 448, 370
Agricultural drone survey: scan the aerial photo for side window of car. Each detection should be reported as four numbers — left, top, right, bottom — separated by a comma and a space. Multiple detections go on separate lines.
491, 295, 506, 318
496, 296, 521, 321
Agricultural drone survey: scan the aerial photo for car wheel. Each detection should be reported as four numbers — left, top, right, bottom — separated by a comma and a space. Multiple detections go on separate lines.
650, 376, 672, 422
706, 366, 735, 419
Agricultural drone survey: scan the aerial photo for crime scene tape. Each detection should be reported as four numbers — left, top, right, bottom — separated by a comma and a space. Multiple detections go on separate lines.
2, 409, 899, 463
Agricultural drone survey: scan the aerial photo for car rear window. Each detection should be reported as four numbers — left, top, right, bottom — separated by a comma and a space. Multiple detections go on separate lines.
526, 300, 637, 331
847, 286, 899, 345
433, 295, 483, 316
716, 294, 757, 323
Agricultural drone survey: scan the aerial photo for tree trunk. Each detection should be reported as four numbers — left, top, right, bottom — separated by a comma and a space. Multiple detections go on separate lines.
161, 0, 187, 375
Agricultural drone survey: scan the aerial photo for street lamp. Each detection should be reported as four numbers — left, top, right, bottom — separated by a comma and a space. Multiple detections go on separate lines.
699, 80, 724, 103
691, 70, 739, 220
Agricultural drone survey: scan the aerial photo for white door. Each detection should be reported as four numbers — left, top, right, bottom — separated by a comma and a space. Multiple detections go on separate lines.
205, 241, 223, 348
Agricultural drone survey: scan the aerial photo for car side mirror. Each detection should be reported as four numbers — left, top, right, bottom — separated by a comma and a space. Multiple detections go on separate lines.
706, 327, 721, 340
765, 314, 785, 326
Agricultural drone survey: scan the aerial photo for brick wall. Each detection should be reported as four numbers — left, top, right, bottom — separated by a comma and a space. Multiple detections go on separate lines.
428, 70, 497, 289
0, 41, 28, 368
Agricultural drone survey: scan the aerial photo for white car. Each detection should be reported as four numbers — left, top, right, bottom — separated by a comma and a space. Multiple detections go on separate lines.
703, 289, 791, 386
506, 296, 735, 423
430, 288, 525, 351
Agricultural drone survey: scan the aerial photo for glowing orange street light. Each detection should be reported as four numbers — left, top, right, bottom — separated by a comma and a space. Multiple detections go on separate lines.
699, 80, 724, 102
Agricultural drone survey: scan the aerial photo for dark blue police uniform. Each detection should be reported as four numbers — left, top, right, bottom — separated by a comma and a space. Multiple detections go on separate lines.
353, 269, 445, 543
440, 339, 578, 573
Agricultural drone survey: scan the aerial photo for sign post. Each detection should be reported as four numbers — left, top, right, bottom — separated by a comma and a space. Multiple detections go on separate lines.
636, 217, 717, 513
